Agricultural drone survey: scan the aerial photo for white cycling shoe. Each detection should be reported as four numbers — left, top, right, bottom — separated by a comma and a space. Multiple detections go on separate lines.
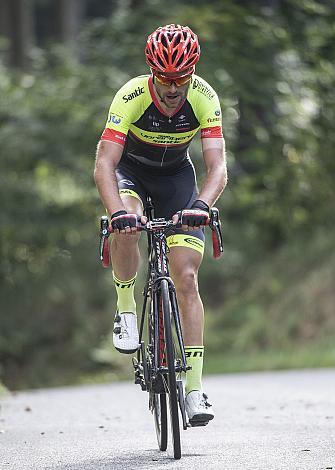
185, 390, 214, 426
113, 312, 139, 354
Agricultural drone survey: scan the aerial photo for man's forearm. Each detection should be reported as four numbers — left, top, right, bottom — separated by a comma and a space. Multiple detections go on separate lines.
94, 165, 124, 216
198, 138, 228, 207
94, 157, 124, 216
197, 161, 227, 207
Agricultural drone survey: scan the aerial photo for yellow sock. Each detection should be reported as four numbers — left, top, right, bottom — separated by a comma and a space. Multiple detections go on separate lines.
185, 346, 204, 394
113, 272, 137, 313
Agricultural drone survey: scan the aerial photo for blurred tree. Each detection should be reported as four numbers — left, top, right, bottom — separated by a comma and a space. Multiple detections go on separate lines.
0, 0, 35, 68
55, 0, 86, 43
0, 0, 122, 67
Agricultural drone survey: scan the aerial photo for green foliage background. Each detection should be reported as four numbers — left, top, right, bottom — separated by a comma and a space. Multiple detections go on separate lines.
1, 0, 334, 389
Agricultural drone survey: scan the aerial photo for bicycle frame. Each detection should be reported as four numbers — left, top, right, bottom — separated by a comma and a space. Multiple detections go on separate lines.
135, 199, 188, 395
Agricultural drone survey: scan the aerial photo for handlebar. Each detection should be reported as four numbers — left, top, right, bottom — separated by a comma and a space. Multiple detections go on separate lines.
99, 208, 224, 267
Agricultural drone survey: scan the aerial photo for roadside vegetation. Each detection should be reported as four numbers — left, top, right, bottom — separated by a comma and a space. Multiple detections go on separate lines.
1, 1, 334, 389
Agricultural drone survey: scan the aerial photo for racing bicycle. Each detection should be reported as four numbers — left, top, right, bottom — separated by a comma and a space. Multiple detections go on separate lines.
99, 199, 223, 459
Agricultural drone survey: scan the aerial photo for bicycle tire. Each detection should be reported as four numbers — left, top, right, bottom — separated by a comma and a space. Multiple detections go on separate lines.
148, 292, 168, 451
152, 392, 168, 451
161, 279, 181, 459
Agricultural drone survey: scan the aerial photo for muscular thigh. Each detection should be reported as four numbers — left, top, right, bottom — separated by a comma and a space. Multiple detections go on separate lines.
168, 245, 203, 280
120, 195, 143, 215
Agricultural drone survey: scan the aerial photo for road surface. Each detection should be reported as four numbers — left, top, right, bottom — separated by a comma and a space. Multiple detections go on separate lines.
0, 370, 334, 469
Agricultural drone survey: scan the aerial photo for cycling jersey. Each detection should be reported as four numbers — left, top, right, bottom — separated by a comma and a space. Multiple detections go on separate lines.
101, 74, 223, 172
99, 74, 223, 254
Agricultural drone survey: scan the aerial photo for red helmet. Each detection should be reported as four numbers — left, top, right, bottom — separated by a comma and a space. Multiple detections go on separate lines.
145, 24, 200, 76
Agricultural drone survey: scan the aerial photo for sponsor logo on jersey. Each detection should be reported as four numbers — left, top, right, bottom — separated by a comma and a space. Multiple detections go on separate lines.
176, 125, 191, 131
176, 121, 191, 128
139, 132, 194, 145
176, 114, 190, 129
202, 129, 213, 137
192, 78, 215, 100
148, 114, 165, 131
108, 115, 122, 125
207, 117, 221, 123
123, 86, 145, 103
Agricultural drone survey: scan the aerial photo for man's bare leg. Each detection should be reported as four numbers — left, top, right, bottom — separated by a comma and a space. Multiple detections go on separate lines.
110, 196, 143, 353
168, 246, 213, 424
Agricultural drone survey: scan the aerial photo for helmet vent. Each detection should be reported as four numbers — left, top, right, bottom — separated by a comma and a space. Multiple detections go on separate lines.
176, 55, 185, 68
175, 32, 182, 44
162, 50, 169, 64
156, 55, 165, 68
184, 57, 194, 67
161, 35, 168, 48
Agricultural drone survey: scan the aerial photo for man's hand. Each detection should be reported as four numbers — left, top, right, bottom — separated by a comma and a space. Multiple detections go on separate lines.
172, 199, 210, 231
111, 210, 147, 234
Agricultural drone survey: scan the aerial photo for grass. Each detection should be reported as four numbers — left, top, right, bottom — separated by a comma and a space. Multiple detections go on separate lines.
202, 229, 335, 374
77, 342, 335, 387
0, 382, 9, 396
204, 341, 335, 375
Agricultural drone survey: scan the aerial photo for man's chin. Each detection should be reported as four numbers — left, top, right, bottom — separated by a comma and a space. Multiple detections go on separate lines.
164, 95, 181, 108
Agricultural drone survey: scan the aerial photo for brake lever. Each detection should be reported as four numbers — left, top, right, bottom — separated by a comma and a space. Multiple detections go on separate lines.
209, 207, 224, 258
99, 215, 110, 264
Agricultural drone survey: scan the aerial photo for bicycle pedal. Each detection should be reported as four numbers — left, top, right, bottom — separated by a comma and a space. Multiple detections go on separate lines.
188, 414, 213, 427
189, 420, 209, 427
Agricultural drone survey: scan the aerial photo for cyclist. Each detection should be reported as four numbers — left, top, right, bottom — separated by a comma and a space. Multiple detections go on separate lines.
94, 24, 227, 426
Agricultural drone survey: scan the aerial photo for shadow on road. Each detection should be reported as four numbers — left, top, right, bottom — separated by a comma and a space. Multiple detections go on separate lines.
51, 450, 209, 470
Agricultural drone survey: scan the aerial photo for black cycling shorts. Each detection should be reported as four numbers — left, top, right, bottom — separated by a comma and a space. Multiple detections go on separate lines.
115, 161, 205, 255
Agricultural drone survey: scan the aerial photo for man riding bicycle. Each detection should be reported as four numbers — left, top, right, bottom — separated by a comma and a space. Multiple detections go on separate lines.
94, 24, 227, 426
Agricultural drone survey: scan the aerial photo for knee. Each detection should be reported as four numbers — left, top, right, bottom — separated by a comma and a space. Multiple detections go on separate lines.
112, 233, 141, 250
173, 268, 199, 296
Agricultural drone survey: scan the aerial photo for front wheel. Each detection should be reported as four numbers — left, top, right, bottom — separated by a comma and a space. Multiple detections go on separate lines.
161, 279, 181, 460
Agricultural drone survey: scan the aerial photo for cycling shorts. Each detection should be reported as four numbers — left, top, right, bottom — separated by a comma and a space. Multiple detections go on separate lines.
115, 161, 205, 255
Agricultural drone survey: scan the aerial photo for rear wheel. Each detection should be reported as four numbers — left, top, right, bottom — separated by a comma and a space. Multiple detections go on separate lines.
152, 392, 168, 451
161, 279, 181, 460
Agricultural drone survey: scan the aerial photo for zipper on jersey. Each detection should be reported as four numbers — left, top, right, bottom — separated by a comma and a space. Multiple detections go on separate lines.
160, 146, 167, 167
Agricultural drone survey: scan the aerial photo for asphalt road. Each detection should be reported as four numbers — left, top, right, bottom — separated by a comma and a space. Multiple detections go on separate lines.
0, 369, 334, 470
